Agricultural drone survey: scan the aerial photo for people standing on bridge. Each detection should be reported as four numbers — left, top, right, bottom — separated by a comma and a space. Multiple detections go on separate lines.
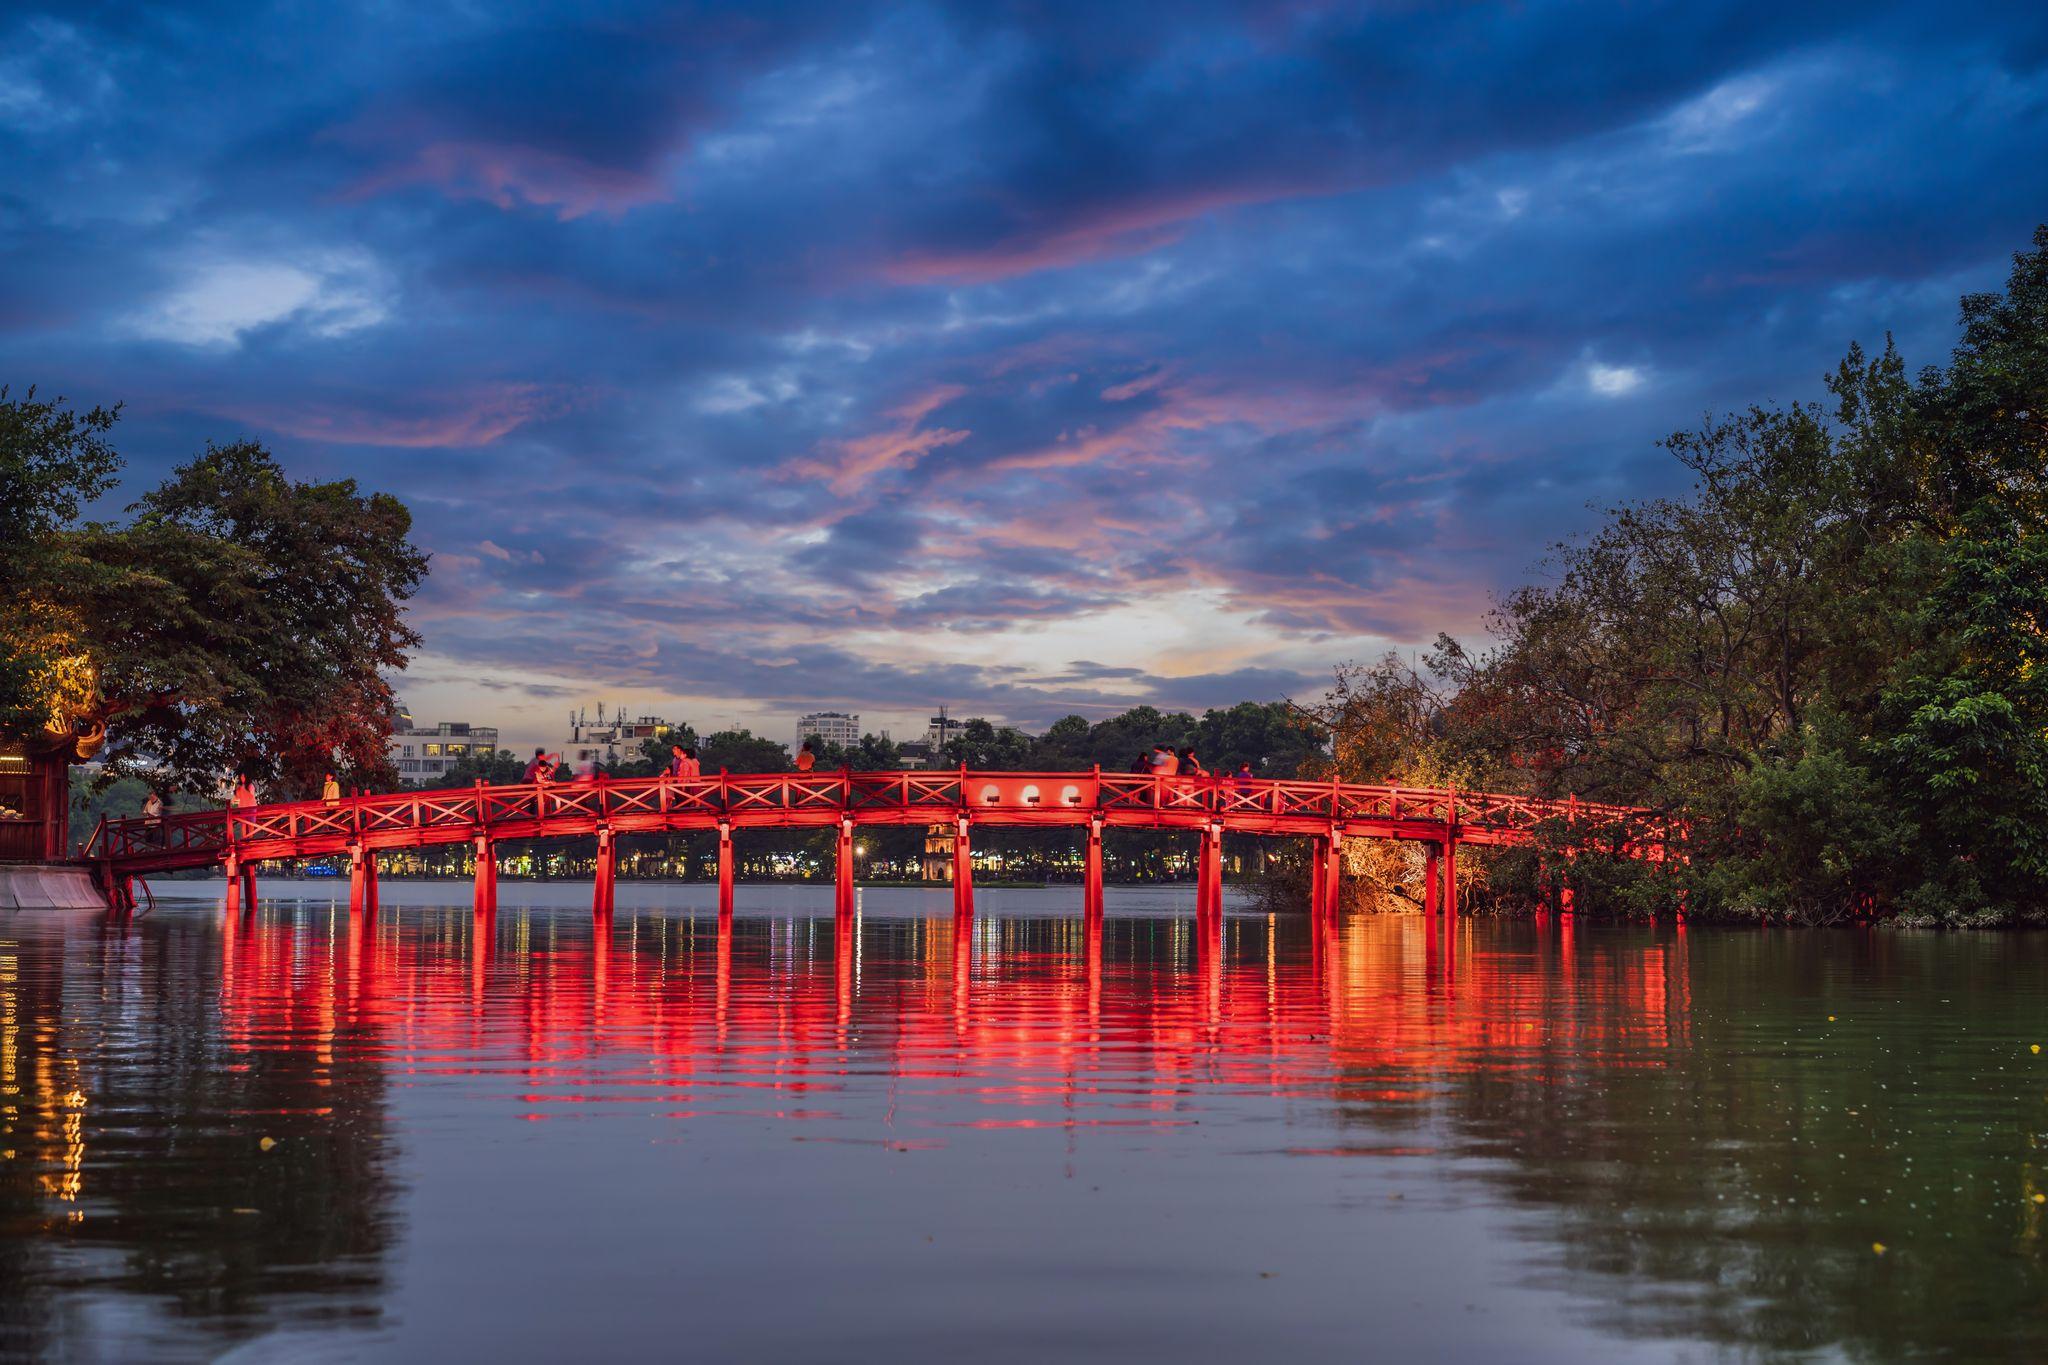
1179, 747, 1206, 778
795, 740, 817, 772
232, 775, 256, 809
1150, 745, 1178, 776
1232, 761, 1255, 786
1129, 751, 1151, 773
322, 773, 341, 807
680, 745, 700, 779
142, 790, 163, 845
524, 748, 560, 784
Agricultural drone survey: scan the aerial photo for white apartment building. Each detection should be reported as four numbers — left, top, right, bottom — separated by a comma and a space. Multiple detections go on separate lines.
562, 704, 679, 770
388, 720, 500, 784
796, 710, 861, 751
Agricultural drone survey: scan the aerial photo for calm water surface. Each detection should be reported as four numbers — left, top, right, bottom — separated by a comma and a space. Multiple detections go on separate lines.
3, 882, 2045, 1362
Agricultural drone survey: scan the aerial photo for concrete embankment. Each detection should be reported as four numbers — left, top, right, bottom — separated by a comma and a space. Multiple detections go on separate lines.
0, 863, 109, 909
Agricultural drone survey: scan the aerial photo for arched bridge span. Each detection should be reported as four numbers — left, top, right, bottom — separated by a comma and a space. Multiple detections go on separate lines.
86, 769, 1660, 924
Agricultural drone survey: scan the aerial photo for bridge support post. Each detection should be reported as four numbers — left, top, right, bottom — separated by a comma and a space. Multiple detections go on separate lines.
717, 822, 734, 926
239, 862, 258, 919
349, 845, 379, 919
952, 816, 973, 922
1083, 818, 1104, 924
224, 851, 243, 919
1424, 843, 1440, 917
1321, 829, 1343, 923
1198, 822, 1223, 922
593, 826, 615, 921
1309, 836, 1327, 919
836, 818, 856, 923
473, 834, 496, 917
1441, 836, 1458, 919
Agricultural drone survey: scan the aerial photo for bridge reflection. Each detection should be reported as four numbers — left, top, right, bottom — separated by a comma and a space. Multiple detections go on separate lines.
209, 907, 1694, 1131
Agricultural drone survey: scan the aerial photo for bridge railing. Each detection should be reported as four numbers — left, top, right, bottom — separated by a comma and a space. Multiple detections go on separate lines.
86, 769, 1656, 867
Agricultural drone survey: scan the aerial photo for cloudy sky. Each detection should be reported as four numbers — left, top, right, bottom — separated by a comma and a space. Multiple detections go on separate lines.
4, 2, 2045, 750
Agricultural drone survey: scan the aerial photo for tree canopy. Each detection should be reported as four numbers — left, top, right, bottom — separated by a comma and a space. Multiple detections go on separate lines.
1357, 224, 2048, 925
0, 397, 426, 798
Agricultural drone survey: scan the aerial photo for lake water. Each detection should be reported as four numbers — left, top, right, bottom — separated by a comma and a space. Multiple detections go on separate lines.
3, 881, 2045, 1362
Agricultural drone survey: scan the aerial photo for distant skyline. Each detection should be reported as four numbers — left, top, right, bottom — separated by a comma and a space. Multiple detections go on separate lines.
5, 2, 2045, 749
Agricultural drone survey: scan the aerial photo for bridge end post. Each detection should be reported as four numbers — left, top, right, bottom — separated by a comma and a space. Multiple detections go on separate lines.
835, 817, 855, 923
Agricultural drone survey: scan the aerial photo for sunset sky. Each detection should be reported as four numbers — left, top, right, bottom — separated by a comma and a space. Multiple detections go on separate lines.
5, 2, 2045, 750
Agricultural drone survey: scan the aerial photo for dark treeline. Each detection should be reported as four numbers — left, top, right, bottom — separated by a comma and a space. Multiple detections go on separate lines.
1336, 227, 2048, 927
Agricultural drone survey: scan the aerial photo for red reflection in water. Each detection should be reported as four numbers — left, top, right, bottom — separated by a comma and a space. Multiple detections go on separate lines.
210, 907, 1695, 1134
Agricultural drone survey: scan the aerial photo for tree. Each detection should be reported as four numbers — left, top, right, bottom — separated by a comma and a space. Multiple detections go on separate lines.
699, 728, 789, 773
420, 748, 527, 789
1426, 224, 2048, 924
0, 396, 427, 799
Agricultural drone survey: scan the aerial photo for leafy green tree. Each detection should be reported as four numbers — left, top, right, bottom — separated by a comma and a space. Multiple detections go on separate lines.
2, 396, 426, 800
420, 748, 527, 789
699, 728, 789, 773
940, 717, 1035, 768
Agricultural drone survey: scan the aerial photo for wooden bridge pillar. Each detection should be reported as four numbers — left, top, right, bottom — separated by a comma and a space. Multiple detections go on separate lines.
223, 850, 243, 919
1083, 817, 1104, 924
1327, 826, 1343, 925
1441, 835, 1458, 919
835, 818, 855, 923
1197, 822, 1223, 922
239, 862, 258, 919
952, 815, 974, 922
592, 826, 615, 921
1424, 843, 1440, 917
349, 846, 379, 918
717, 821, 734, 926
473, 834, 497, 916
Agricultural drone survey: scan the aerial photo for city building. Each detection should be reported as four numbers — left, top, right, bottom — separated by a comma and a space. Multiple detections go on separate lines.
795, 710, 860, 752
923, 709, 972, 749
388, 718, 500, 784
562, 703, 678, 770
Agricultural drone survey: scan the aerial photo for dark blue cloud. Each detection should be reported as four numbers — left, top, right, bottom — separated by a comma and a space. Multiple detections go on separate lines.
2, 0, 2045, 740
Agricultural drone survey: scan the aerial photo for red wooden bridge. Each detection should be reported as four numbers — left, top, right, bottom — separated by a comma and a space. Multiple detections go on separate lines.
86, 768, 1660, 923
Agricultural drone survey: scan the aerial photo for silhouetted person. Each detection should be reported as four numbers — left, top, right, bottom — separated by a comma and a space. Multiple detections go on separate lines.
1180, 747, 1206, 778
795, 740, 816, 772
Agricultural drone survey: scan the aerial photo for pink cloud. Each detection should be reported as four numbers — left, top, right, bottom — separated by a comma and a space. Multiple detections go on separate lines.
881, 181, 1328, 286
781, 384, 971, 494
343, 140, 671, 220
225, 383, 569, 448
